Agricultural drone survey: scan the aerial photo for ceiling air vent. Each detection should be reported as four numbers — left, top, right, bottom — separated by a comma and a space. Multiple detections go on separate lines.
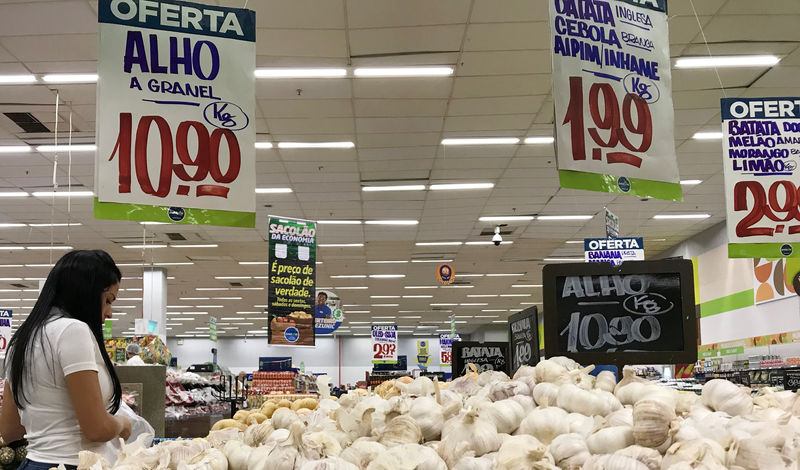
165, 233, 186, 241
10, 283, 27, 288
480, 227, 515, 236
230, 282, 243, 287
4, 112, 50, 133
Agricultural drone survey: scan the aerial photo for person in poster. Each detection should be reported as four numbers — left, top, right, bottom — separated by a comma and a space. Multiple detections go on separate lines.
315, 292, 332, 319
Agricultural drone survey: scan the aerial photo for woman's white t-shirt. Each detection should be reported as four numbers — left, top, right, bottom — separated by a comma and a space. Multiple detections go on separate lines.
8, 316, 113, 465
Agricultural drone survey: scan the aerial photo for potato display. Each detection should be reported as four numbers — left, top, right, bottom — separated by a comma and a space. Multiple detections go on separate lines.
76, 357, 800, 470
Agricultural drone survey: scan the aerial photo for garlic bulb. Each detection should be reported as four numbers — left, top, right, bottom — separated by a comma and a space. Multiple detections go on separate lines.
448, 375, 483, 396
614, 368, 646, 395
632, 399, 677, 449
450, 453, 495, 470
557, 384, 617, 417
494, 434, 554, 470
569, 367, 596, 391
565, 412, 596, 438
532, 382, 560, 407
517, 406, 569, 444
476, 370, 509, 386
177, 448, 227, 470
514, 375, 538, 396
487, 380, 531, 401
298, 457, 359, 470
675, 392, 699, 415
509, 394, 535, 414
606, 407, 634, 428
377, 415, 422, 447
397, 376, 436, 397
304, 431, 344, 458
409, 397, 444, 441
534, 359, 569, 384
440, 410, 502, 465
701, 379, 753, 417
549, 433, 590, 469
339, 439, 386, 470
614, 445, 662, 470
581, 454, 649, 470
365, 443, 447, 470
513, 365, 537, 380
549, 356, 581, 370
242, 421, 274, 447
660, 439, 729, 470
733, 437, 789, 469
586, 426, 635, 455
222, 440, 253, 470
437, 389, 463, 419
78, 451, 110, 470
477, 399, 525, 434
271, 407, 302, 430
595, 370, 617, 393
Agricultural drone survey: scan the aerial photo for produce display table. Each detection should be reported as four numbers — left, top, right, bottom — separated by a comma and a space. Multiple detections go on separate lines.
117, 364, 166, 437
165, 412, 227, 439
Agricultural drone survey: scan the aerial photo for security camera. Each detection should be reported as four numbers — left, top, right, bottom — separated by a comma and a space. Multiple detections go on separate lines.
492, 226, 503, 246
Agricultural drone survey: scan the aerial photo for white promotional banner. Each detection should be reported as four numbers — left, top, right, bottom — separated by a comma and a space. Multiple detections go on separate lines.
721, 97, 800, 259
438, 333, 460, 367
95, 0, 256, 227
371, 325, 398, 365
548, 0, 681, 201
0, 310, 11, 351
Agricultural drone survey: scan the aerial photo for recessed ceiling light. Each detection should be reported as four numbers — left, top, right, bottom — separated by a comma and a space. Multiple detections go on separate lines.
32, 190, 94, 197
362, 185, 426, 192
429, 183, 494, 191
543, 257, 584, 262
255, 187, 292, 194
214, 276, 251, 280
254, 142, 273, 149
565, 240, 584, 244
255, 68, 347, 78
369, 274, 406, 279
278, 141, 354, 149
460, 303, 488, 306
479, 216, 534, 222
486, 273, 523, 277
680, 180, 702, 185
122, 244, 167, 249
492, 320, 509, 323
441, 138, 519, 146
371, 304, 399, 307
465, 241, 513, 245
0, 191, 29, 197
441, 285, 473, 289
537, 215, 593, 221
512, 284, 542, 288
404, 286, 438, 289
692, 131, 723, 140
211, 297, 243, 300
523, 136, 555, 144
319, 243, 364, 247
368, 260, 408, 264
653, 214, 711, 220
0, 75, 36, 84
457, 274, 484, 277
336, 286, 369, 290
467, 294, 498, 298
140, 221, 168, 225
411, 259, 454, 263
415, 241, 462, 246
0, 223, 25, 228
353, 66, 453, 77
675, 55, 780, 68
36, 145, 96, 152
171, 244, 218, 248
347, 310, 371, 314
41, 73, 98, 83
370, 295, 400, 299
402, 295, 433, 299
520, 302, 542, 305
501, 293, 531, 297
26, 245, 72, 250
28, 222, 82, 227
317, 220, 362, 225
431, 303, 458, 306
365, 220, 419, 225
330, 275, 367, 279
238, 261, 267, 265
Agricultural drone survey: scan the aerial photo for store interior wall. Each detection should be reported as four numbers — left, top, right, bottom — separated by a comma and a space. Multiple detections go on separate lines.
659, 223, 800, 361
469, 325, 509, 343
167, 335, 447, 386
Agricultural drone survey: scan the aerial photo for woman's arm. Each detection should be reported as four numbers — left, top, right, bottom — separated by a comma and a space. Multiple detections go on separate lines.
65, 371, 130, 442
0, 382, 26, 443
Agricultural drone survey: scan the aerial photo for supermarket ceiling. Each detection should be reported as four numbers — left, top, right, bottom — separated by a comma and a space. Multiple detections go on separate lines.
0, 0, 798, 338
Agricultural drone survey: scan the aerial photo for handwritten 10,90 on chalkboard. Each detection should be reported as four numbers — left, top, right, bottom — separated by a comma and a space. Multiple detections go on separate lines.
543, 259, 697, 367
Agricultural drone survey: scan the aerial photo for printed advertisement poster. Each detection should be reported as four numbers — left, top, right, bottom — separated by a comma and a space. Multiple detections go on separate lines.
721, 97, 800, 258
372, 325, 398, 364
315, 289, 345, 334
268, 216, 316, 346
103, 319, 113, 340
548, 0, 681, 201
210, 316, 217, 342
414, 340, 433, 370
754, 258, 796, 304
584, 237, 644, 265
95, 0, 256, 227
0, 310, 11, 351
439, 333, 460, 367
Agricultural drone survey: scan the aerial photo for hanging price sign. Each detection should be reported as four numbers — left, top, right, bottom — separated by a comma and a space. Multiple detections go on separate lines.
438, 333, 460, 367
372, 325, 398, 364
548, 0, 681, 201
722, 98, 800, 258
95, 0, 256, 227
0, 310, 11, 352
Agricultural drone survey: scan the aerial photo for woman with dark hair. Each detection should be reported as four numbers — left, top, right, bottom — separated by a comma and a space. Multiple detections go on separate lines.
0, 250, 131, 470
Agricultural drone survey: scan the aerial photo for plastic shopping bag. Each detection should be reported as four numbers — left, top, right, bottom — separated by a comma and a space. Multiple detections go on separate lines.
86, 403, 154, 465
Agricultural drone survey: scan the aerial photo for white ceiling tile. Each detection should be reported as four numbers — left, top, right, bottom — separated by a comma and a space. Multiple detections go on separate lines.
349, 25, 464, 56
256, 29, 347, 58
346, 0, 470, 28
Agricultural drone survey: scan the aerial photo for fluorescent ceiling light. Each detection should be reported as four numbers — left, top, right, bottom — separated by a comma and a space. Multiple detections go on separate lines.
402, 295, 433, 299
467, 294, 498, 298
565, 240, 584, 244
404, 286, 438, 289
0, 191, 29, 197
524, 136, 555, 144
211, 297, 242, 300
0, 266, 23, 269
520, 302, 542, 305
479, 216, 534, 222
32, 190, 94, 197
544, 257, 584, 262
486, 273, 524, 277
0, 146, 32, 153
330, 275, 367, 279
429, 182, 494, 191
680, 180, 702, 185
371, 295, 400, 299
319, 243, 364, 247
42, 73, 98, 83
465, 241, 513, 245
492, 320, 509, 323
29, 222, 81, 227
415, 241, 462, 246
652, 214, 711, 220
255, 68, 347, 78
458, 274, 484, 277
0, 75, 36, 84
441, 138, 519, 146
411, 259, 453, 263
336, 286, 369, 290
501, 293, 531, 297
513, 284, 542, 288
675, 55, 779, 68
238, 261, 267, 265
537, 215, 593, 221
254, 142, 273, 149
354, 66, 453, 77
36, 145, 96, 152
255, 187, 292, 194
369, 274, 406, 279
371, 304, 399, 307
140, 221, 168, 225
441, 285, 473, 288
26, 245, 72, 250
122, 244, 167, 249
363, 185, 425, 192
347, 310, 371, 314
171, 244, 217, 248
365, 220, 418, 225
431, 303, 458, 306
154, 262, 194, 266
368, 260, 408, 264
278, 141, 354, 149
317, 220, 362, 225
692, 131, 723, 140
0, 223, 25, 228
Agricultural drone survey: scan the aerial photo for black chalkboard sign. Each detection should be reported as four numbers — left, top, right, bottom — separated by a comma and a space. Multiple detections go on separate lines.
785, 369, 800, 391
793, 271, 800, 298
508, 307, 540, 375
452, 341, 510, 377
770, 370, 786, 388
543, 259, 697, 367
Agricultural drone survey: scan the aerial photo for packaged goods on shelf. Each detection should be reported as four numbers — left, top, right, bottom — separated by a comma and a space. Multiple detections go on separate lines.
104, 335, 172, 365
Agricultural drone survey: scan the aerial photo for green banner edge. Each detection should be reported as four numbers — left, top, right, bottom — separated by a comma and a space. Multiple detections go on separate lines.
93, 198, 256, 228
558, 170, 683, 201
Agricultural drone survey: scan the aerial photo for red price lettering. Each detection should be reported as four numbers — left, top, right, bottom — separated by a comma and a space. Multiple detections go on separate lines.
441, 351, 451, 364
110, 113, 241, 199
373, 342, 396, 360
734, 180, 800, 237
563, 76, 652, 167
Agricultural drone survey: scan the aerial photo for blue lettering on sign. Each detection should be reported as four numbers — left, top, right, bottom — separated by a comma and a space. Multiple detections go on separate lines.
624, 73, 659, 103
124, 31, 220, 81
204, 101, 249, 131
0, 319, 9, 327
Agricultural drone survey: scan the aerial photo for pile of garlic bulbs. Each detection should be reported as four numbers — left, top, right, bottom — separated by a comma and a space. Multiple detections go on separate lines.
78, 357, 800, 470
